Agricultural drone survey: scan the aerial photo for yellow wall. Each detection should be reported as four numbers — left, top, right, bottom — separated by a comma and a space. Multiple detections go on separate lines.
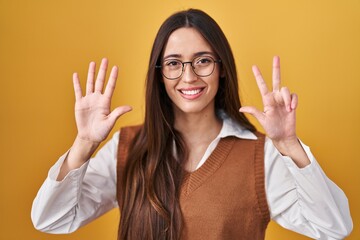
0, 0, 359, 239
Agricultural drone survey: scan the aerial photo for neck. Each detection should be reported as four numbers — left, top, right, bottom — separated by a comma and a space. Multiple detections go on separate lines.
174, 109, 222, 146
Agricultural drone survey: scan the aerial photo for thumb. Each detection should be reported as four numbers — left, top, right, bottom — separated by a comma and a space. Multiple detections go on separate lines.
239, 106, 265, 122
107, 105, 132, 126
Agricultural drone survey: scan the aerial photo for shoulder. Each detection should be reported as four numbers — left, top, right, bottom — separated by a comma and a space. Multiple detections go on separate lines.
254, 131, 266, 141
224, 119, 264, 143
120, 124, 143, 133
119, 124, 143, 140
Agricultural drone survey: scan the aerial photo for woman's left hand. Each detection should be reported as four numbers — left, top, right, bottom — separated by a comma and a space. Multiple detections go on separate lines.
241, 56, 310, 167
240, 56, 298, 149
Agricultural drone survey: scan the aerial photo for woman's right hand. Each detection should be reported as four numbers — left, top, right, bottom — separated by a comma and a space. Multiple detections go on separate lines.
57, 58, 132, 181
73, 58, 132, 144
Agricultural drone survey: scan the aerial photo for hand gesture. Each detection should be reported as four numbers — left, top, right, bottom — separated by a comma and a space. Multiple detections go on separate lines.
72, 58, 132, 143
240, 56, 298, 144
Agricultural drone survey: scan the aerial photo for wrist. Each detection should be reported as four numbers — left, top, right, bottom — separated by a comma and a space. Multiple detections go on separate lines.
72, 135, 100, 156
272, 137, 311, 168
272, 137, 300, 156
74, 135, 101, 148
66, 136, 100, 167
57, 137, 100, 181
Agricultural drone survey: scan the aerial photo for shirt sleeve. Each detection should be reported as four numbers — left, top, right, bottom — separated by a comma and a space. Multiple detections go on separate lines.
31, 131, 120, 233
264, 137, 353, 239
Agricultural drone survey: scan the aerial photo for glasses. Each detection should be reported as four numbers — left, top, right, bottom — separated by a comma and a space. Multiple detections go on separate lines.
156, 56, 221, 80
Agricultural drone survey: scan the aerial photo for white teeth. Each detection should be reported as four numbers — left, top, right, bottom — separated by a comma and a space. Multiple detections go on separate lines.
180, 89, 202, 95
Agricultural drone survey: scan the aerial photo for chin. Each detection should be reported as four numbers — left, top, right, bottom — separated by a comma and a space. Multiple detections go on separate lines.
174, 102, 214, 116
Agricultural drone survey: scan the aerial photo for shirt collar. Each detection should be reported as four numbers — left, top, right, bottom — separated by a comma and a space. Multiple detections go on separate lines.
217, 111, 258, 140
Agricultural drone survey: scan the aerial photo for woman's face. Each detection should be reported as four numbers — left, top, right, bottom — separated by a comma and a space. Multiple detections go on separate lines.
161, 27, 220, 117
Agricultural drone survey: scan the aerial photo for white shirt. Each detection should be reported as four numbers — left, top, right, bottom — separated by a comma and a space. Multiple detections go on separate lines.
31, 116, 353, 239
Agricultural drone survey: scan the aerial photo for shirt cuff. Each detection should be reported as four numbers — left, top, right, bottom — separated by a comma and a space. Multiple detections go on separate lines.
48, 150, 90, 183
280, 139, 317, 174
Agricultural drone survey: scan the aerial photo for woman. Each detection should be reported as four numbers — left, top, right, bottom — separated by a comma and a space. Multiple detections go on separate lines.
32, 9, 352, 239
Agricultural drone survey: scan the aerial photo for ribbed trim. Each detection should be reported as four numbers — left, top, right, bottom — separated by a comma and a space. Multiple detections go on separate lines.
181, 137, 236, 198
254, 132, 270, 226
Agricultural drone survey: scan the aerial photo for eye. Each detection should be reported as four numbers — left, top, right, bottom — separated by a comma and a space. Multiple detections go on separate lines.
195, 57, 213, 66
164, 60, 181, 68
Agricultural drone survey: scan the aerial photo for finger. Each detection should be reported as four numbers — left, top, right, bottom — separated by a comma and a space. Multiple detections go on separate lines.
107, 105, 132, 126
73, 72, 82, 101
272, 56, 281, 92
291, 93, 298, 110
95, 58, 108, 93
280, 87, 291, 112
252, 65, 269, 96
104, 66, 118, 98
239, 106, 265, 123
86, 61, 96, 94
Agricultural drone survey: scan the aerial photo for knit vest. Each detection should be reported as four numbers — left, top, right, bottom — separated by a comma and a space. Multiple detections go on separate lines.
116, 126, 270, 240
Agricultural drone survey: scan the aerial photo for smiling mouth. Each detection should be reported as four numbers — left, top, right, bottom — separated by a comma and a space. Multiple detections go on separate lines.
179, 88, 205, 96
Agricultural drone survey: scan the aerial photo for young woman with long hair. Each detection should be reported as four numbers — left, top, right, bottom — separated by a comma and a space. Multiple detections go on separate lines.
32, 9, 352, 240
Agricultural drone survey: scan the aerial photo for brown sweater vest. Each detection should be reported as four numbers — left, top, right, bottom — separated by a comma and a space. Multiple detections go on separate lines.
116, 126, 270, 240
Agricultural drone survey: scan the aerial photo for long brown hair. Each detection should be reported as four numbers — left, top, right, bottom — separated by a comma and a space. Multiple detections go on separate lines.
118, 9, 256, 240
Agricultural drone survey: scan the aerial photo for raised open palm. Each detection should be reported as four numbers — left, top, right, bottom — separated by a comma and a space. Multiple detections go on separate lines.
73, 58, 132, 143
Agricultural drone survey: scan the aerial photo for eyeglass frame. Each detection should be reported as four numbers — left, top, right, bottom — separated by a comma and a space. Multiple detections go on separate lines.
155, 56, 222, 80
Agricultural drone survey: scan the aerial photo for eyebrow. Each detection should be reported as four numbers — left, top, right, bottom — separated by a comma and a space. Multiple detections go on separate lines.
163, 51, 215, 60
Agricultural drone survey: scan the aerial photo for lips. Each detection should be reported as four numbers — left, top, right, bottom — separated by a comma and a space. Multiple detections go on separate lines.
178, 87, 205, 99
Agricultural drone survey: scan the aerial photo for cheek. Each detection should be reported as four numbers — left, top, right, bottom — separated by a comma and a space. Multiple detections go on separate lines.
210, 73, 220, 92
163, 81, 176, 98
212, 81, 220, 97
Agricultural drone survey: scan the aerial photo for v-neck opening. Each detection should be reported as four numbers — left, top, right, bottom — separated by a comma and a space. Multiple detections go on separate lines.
181, 137, 236, 198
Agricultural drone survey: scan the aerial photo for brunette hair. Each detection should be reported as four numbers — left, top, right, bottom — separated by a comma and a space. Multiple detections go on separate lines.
118, 9, 256, 240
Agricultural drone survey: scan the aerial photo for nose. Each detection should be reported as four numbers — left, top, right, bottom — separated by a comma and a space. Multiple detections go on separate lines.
181, 62, 197, 83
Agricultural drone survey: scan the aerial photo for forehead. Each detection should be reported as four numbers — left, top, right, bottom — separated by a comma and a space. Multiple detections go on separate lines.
163, 27, 213, 59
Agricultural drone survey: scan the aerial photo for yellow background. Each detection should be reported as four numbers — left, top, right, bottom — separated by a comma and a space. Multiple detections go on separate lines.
0, 0, 359, 239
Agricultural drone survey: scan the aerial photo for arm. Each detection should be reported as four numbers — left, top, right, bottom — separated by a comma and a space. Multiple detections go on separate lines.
240, 56, 352, 238
31, 58, 132, 233
265, 137, 352, 239
31, 132, 119, 233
